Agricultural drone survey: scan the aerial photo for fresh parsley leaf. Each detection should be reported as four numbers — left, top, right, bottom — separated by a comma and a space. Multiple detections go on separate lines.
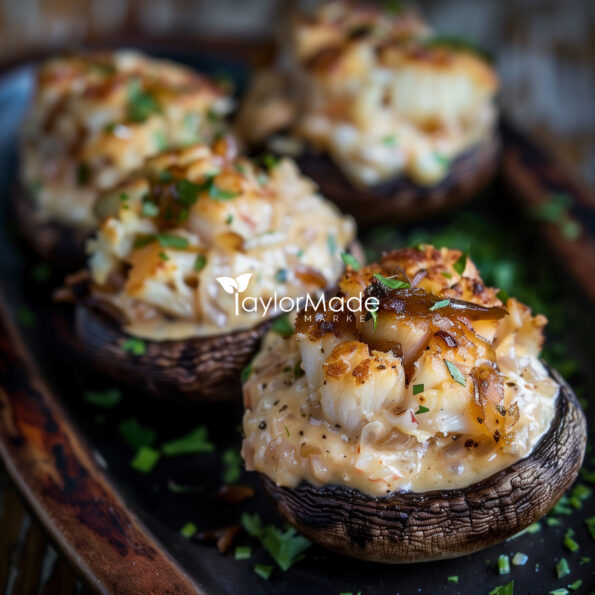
489, 581, 514, 595
429, 299, 450, 311
447, 576, 459, 583
222, 448, 243, 484
445, 360, 466, 386
118, 418, 157, 450
127, 81, 161, 123
556, 558, 570, 578
294, 360, 305, 379
253, 564, 274, 580
415, 405, 429, 414
130, 446, 160, 473
235, 546, 252, 560
413, 384, 424, 395
194, 254, 207, 271
159, 251, 169, 261
83, 388, 122, 408
241, 364, 254, 383
373, 273, 411, 290
154, 130, 168, 151
241, 513, 311, 571
157, 233, 189, 249
133, 235, 156, 249
568, 580, 583, 591
498, 554, 510, 575
453, 251, 468, 275
225, 213, 234, 224
162, 426, 215, 456
272, 315, 294, 337
122, 337, 146, 356
341, 252, 361, 270
382, 135, 397, 146
563, 528, 579, 552
209, 183, 239, 201
585, 516, 595, 541
180, 522, 197, 538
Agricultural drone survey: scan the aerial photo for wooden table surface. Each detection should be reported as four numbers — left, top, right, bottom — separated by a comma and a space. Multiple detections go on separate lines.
0, 1, 593, 593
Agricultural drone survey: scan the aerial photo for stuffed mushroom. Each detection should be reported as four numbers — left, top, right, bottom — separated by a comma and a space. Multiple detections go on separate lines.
18, 50, 233, 265
60, 137, 356, 401
237, 1, 500, 224
241, 246, 586, 561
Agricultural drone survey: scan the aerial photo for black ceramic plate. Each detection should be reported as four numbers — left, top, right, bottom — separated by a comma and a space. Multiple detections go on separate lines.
0, 48, 594, 594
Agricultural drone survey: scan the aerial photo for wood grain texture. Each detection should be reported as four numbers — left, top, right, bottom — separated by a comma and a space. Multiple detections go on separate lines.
296, 136, 500, 227
262, 368, 586, 563
0, 293, 202, 594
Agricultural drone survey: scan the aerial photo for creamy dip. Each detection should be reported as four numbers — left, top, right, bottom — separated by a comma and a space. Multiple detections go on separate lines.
242, 247, 558, 495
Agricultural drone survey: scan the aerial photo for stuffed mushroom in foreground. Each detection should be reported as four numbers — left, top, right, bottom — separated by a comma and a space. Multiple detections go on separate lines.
238, 1, 500, 224
18, 51, 232, 265
241, 246, 586, 561
61, 138, 355, 400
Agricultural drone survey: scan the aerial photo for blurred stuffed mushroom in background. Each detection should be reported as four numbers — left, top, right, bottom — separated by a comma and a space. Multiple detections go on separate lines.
17, 50, 233, 266
58, 137, 356, 401
237, 1, 500, 224
241, 246, 586, 562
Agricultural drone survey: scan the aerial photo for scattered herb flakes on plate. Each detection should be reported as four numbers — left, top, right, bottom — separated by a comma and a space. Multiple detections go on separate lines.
83, 388, 122, 408
180, 522, 197, 538
118, 418, 157, 450
222, 448, 243, 484
162, 425, 215, 456
130, 446, 160, 474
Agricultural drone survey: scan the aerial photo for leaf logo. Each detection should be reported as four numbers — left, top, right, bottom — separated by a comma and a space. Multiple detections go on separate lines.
216, 272, 253, 294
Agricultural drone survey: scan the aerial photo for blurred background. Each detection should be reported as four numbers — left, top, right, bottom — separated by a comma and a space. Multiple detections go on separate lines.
0, 0, 593, 184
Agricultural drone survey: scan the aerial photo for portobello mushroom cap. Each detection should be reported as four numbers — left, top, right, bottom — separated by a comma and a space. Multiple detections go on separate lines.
261, 366, 585, 563
74, 298, 272, 403
296, 134, 500, 226
14, 183, 89, 268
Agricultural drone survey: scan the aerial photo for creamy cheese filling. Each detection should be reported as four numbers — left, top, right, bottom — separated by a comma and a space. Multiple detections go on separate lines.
242, 248, 558, 495
20, 51, 232, 228
86, 142, 355, 340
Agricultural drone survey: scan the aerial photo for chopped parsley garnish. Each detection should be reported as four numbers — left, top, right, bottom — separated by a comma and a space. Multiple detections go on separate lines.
127, 81, 161, 123
512, 552, 528, 566
118, 418, 157, 450
579, 556, 591, 565
241, 364, 253, 383
241, 513, 311, 571
447, 576, 459, 583
549, 590, 568, 595
489, 581, 514, 595
434, 152, 450, 168
153, 130, 168, 151
16, 306, 35, 328
234, 163, 246, 175
272, 315, 294, 337
31, 262, 51, 283
445, 360, 466, 386
254, 564, 274, 580
498, 554, 510, 575
180, 522, 197, 538
563, 527, 580, 552
157, 233, 189, 249
429, 298, 450, 311
327, 234, 337, 255
159, 170, 174, 183
225, 214, 234, 224
413, 384, 424, 395
285, 426, 290, 437
382, 135, 397, 146
235, 546, 251, 560
158, 251, 169, 261
424, 35, 492, 61
556, 558, 571, 578
257, 153, 279, 170
373, 273, 411, 290
222, 448, 243, 484
568, 580, 583, 591
83, 388, 122, 408
294, 360, 305, 379
274, 268, 288, 283
194, 254, 207, 271
453, 251, 468, 275
122, 337, 146, 356
141, 200, 159, 217
209, 184, 240, 201
133, 235, 156, 249
585, 516, 595, 541
76, 162, 90, 186
442, 271, 452, 279
530, 193, 581, 241
365, 307, 379, 330
162, 425, 215, 456
415, 405, 429, 414
167, 480, 205, 494
341, 252, 361, 270
130, 446, 160, 473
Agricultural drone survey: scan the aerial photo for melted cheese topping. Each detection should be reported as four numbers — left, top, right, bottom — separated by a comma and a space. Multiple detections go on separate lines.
239, 1, 498, 187
242, 246, 558, 495
20, 51, 233, 228
86, 140, 355, 340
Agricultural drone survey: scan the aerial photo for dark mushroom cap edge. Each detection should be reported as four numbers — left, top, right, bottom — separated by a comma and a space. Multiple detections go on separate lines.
261, 366, 586, 563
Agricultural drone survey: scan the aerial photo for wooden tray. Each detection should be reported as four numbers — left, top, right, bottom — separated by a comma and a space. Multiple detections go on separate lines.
0, 48, 594, 594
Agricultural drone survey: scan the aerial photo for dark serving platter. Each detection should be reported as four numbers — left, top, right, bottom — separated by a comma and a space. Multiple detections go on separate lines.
0, 46, 594, 594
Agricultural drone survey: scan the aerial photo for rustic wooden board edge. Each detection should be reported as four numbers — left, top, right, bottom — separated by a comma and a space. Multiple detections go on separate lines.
0, 291, 203, 595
